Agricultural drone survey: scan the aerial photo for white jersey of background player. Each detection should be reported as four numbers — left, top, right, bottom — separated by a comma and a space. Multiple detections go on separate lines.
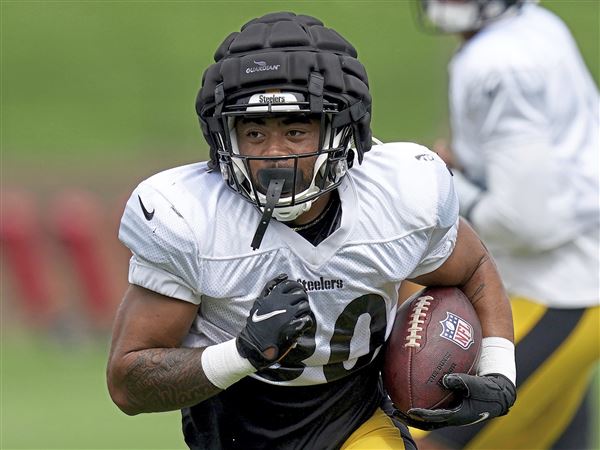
448, 2, 599, 307
415, 2, 598, 449
120, 142, 457, 386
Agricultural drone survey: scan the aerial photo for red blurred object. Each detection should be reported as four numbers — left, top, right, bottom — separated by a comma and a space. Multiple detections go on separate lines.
0, 190, 56, 325
51, 190, 115, 325
383, 287, 482, 413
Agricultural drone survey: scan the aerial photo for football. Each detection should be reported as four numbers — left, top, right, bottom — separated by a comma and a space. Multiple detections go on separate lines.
383, 287, 482, 414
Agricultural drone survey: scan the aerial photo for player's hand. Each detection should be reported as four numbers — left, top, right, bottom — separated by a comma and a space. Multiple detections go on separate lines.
236, 274, 314, 370
403, 373, 516, 430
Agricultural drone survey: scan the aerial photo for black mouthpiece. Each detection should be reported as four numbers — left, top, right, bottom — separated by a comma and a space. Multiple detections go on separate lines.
251, 179, 285, 250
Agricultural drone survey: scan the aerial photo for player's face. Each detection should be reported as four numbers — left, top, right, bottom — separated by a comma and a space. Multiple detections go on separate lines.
235, 115, 321, 196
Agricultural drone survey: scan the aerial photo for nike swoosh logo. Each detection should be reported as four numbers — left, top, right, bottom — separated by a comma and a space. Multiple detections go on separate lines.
138, 195, 155, 221
470, 412, 490, 425
252, 309, 287, 323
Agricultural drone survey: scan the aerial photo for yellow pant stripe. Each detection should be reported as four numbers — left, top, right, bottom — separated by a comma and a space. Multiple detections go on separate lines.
342, 408, 408, 450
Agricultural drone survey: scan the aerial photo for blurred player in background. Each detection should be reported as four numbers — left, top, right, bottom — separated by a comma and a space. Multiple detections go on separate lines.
106, 11, 517, 449
414, 0, 600, 449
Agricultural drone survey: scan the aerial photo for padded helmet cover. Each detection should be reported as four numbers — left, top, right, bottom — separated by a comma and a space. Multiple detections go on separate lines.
196, 12, 372, 169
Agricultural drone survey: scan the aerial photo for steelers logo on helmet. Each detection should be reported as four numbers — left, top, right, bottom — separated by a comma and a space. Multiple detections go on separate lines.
195, 12, 372, 248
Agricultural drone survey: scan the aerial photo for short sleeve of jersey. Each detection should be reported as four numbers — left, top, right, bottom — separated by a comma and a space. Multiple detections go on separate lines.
119, 182, 201, 304
409, 157, 459, 278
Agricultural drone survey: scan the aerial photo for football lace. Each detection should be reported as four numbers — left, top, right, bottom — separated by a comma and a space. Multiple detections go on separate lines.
404, 295, 433, 348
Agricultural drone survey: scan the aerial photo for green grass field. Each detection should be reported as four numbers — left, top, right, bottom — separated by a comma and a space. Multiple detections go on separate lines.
1, 333, 186, 449
1, 1, 599, 449
2, 1, 598, 170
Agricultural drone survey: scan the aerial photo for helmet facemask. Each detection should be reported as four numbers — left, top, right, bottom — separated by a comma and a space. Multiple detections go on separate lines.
212, 92, 352, 245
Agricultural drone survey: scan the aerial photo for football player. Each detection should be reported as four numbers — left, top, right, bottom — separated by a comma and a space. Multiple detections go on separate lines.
414, 0, 600, 449
106, 12, 517, 449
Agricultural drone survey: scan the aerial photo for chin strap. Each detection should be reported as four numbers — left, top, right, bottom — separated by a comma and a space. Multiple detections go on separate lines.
251, 179, 284, 250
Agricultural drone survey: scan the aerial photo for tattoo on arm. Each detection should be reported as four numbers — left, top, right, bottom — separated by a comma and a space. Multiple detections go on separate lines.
461, 254, 489, 306
124, 348, 220, 413
469, 283, 486, 306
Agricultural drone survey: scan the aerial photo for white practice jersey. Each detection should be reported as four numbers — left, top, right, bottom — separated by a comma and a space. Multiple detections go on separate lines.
449, 4, 599, 307
119, 142, 458, 386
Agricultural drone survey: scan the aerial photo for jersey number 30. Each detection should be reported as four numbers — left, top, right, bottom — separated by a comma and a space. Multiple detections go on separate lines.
259, 294, 387, 383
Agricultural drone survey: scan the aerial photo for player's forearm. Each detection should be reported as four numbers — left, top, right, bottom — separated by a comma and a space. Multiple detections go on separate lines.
459, 250, 513, 342
110, 347, 220, 415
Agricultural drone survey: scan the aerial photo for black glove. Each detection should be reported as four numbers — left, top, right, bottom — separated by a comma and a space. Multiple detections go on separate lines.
402, 373, 516, 430
236, 274, 314, 370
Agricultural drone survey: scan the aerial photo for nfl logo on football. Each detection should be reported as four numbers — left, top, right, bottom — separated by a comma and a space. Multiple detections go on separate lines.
439, 312, 474, 349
